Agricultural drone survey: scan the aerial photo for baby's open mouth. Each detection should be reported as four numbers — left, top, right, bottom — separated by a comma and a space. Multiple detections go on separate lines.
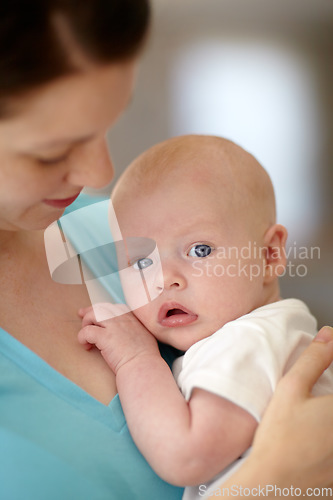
159, 303, 198, 327
166, 308, 188, 317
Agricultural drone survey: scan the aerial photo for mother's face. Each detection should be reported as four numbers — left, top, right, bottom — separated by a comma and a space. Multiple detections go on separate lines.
0, 61, 136, 231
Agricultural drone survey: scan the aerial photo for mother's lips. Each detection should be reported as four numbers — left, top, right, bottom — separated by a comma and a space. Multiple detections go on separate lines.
158, 302, 198, 328
43, 192, 82, 209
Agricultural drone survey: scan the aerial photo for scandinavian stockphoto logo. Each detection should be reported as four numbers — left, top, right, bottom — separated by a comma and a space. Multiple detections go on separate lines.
44, 199, 163, 321
191, 241, 321, 280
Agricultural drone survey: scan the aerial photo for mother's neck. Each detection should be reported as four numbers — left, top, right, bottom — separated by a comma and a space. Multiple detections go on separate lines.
0, 228, 45, 262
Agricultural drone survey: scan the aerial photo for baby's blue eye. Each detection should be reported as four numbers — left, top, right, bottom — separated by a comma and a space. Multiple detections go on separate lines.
133, 257, 153, 270
188, 244, 212, 258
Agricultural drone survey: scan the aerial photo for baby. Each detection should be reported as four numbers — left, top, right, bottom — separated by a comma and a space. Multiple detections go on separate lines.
78, 135, 333, 498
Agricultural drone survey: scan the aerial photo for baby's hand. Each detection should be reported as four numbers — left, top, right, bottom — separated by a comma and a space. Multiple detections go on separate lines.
78, 304, 159, 374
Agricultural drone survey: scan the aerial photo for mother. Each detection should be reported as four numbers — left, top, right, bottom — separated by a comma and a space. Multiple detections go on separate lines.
0, 1, 332, 499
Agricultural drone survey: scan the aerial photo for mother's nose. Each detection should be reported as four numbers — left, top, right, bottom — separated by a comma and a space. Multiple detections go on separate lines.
67, 137, 114, 189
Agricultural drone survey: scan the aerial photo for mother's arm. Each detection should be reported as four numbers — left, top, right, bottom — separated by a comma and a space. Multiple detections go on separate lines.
208, 326, 333, 498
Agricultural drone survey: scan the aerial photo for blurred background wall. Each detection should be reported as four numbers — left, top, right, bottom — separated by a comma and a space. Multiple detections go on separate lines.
95, 0, 332, 326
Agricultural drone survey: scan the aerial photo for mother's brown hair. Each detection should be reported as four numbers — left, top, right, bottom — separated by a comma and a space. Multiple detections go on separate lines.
0, 0, 150, 116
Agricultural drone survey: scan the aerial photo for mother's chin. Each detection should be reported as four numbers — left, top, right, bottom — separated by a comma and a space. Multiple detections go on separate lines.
0, 204, 69, 232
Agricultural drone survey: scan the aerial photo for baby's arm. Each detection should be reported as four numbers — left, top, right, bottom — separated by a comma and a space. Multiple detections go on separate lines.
78, 305, 257, 486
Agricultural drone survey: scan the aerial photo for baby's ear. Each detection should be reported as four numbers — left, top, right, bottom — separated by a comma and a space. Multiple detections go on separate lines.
263, 224, 288, 284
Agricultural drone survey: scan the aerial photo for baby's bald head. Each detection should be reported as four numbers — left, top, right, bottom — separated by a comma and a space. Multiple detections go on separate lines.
112, 135, 276, 236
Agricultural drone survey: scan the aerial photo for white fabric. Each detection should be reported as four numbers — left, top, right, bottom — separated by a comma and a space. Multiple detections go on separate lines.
172, 299, 333, 499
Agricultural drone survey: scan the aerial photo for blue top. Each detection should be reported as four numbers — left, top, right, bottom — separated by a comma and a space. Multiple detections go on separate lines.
0, 328, 183, 500
0, 195, 184, 500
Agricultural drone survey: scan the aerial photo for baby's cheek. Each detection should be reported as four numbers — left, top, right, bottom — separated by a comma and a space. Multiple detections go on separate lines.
132, 303, 153, 331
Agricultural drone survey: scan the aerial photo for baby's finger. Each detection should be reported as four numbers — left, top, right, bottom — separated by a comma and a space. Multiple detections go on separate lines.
77, 325, 101, 349
78, 306, 93, 318
81, 310, 100, 328
92, 302, 131, 321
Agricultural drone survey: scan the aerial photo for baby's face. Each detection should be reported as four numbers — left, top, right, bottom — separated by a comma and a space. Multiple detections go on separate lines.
114, 175, 269, 351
